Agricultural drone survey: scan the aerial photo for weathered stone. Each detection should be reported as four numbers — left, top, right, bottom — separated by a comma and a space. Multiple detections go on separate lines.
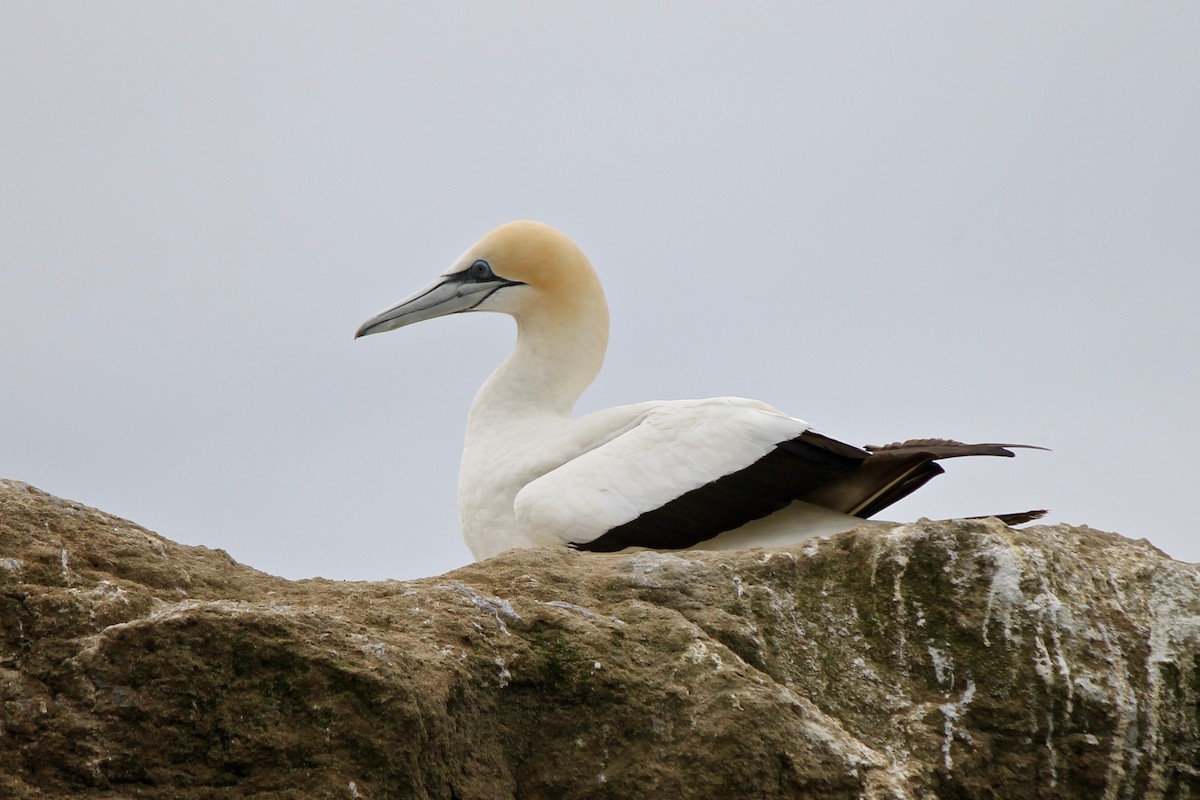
1, 477, 1197, 798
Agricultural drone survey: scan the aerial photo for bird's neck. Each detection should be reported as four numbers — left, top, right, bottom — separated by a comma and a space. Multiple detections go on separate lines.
469, 301, 609, 423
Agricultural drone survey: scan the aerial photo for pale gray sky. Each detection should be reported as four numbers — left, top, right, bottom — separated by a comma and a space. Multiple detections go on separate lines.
4, 3, 1197, 580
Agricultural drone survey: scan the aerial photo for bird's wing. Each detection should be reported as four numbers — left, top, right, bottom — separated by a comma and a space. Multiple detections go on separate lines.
513, 398, 870, 551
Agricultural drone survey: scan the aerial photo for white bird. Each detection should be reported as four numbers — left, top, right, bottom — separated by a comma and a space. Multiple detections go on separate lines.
356, 221, 1044, 560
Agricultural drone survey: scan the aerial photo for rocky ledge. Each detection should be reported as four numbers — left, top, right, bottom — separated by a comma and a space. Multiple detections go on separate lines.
1, 478, 1197, 798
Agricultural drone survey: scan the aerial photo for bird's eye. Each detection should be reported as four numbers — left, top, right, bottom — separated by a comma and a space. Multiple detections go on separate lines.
468, 259, 493, 280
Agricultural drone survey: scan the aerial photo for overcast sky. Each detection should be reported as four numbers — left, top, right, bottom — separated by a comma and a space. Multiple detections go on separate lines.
4, 3, 1197, 581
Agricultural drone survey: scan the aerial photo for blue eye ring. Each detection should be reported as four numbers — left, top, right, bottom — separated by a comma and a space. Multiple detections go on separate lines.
468, 259, 493, 280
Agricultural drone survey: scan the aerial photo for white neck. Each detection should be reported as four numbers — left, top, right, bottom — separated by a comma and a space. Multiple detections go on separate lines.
469, 305, 608, 424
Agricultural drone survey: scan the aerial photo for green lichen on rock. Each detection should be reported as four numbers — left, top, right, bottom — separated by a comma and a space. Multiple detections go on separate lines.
1, 478, 1198, 798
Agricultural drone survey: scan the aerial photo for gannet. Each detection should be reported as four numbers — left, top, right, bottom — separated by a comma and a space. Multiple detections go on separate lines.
356, 221, 1044, 560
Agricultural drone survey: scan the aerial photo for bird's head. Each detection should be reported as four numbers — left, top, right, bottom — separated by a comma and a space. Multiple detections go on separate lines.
355, 220, 605, 339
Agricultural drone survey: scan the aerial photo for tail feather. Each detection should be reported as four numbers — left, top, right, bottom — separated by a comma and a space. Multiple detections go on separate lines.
800, 437, 1048, 520
865, 439, 1050, 459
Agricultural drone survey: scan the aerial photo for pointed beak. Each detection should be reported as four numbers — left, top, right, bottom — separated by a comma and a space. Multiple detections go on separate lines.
355, 273, 517, 338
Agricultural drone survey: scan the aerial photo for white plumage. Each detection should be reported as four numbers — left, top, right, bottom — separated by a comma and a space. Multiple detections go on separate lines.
514, 398, 807, 545
357, 221, 1043, 560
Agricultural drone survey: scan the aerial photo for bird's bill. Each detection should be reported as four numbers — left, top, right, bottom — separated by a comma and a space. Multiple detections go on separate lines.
355, 273, 507, 338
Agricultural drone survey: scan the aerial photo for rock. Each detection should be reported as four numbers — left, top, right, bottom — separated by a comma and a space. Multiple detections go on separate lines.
1, 478, 1198, 799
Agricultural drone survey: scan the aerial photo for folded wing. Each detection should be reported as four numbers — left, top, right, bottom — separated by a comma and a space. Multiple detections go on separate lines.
515, 400, 1045, 553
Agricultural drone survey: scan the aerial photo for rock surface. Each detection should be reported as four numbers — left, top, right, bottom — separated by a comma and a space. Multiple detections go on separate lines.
1, 478, 1198, 799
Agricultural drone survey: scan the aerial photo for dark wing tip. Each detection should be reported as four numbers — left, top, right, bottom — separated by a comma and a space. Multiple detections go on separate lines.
968, 509, 1049, 526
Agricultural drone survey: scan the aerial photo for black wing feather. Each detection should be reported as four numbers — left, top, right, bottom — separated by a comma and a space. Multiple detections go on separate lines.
574, 430, 866, 552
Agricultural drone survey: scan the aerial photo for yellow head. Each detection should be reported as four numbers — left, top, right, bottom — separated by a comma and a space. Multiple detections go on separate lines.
356, 220, 608, 339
